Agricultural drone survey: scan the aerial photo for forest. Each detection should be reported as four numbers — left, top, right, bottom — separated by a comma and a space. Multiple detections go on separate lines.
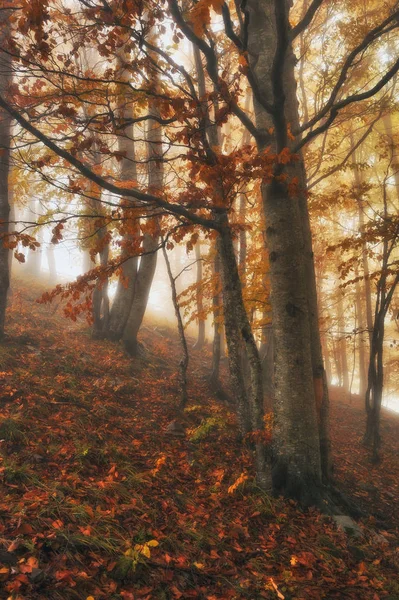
0, 0, 398, 598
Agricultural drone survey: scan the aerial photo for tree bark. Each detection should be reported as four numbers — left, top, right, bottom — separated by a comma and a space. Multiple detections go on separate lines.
193, 240, 205, 349
355, 264, 367, 397
162, 242, 189, 409
27, 199, 42, 277
123, 105, 161, 355
336, 282, 349, 392
0, 14, 12, 339
217, 213, 270, 489
106, 52, 139, 340
247, 0, 325, 498
193, 44, 222, 383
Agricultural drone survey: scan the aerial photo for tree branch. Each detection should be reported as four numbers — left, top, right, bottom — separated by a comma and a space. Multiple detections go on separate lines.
297, 10, 399, 136
294, 55, 399, 153
0, 94, 219, 231
291, 0, 325, 39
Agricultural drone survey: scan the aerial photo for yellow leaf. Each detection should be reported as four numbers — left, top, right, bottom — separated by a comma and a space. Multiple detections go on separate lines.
147, 540, 159, 547
193, 562, 205, 569
86, 597, 95, 600
141, 545, 151, 558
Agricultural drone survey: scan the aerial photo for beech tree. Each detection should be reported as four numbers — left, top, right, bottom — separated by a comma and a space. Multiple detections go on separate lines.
0, 0, 398, 504
0, 8, 11, 339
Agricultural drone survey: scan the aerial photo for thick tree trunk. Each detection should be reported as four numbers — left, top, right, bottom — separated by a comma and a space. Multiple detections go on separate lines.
106, 53, 139, 339
264, 177, 322, 503
247, 0, 325, 497
283, 32, 331, 481
0, 15, 12, 339
123, 105, 161, 355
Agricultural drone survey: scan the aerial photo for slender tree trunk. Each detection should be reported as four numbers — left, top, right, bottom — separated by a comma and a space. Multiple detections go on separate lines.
210, 246, 222, 384
336, 283, 349, 392
82, 249, 92, 274
193, 44, 222, 382
27, 199, 42, 277
323, 332, 332, 386
162, 242, 189, 409
193, 240, 205, 349
355, 264, 367, 396
47, 243, 57, 283
217, 213, 270, 489
92, 238, 110, 337
0, 14, 12, 339
350, 131, 373, 374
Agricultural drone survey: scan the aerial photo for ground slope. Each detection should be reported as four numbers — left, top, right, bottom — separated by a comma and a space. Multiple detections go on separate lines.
0, 279, 398, 600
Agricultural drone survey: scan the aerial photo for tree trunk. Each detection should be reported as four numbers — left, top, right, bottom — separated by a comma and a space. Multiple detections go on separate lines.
193, 240, 205, 349
355, 264, 367, 397
217, 213, 270, 489
162, 242, 189, 409
210, 246, 222, 385
193, 44, 222, 383
247, 0, 325, 498
27, 199, 42, 277
336, 283, 349, 392
106, 52, 139, 339
0, 14, 12, 339
123, 105, 161, 355
47, 243, 57, 283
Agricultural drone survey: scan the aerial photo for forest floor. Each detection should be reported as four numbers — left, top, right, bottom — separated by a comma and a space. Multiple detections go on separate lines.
0, 278, 398, 600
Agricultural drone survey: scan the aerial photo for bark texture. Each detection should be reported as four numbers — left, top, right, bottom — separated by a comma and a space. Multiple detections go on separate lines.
0, 15, 11, 339
247, 0, 325, 499
107, 53, 139, 339
123, 105, 161, 355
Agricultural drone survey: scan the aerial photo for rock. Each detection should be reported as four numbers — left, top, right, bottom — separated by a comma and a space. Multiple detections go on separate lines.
164, 420, 186, 437
333, 515, 363, 538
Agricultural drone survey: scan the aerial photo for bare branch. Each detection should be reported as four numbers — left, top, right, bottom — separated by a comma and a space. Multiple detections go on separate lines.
0, 94, 219, 231
294, 55, 399, 153
297, 10, 399, 136
291, 0, 325, 39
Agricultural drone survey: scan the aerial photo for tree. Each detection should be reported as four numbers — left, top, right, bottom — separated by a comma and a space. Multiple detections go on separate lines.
0, 8, 11, 339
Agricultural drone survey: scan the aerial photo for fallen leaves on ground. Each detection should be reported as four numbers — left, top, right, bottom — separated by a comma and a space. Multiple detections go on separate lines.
0, 278, 398, 599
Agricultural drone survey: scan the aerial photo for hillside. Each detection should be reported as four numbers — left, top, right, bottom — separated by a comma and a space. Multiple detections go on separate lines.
0, 279, 398, 600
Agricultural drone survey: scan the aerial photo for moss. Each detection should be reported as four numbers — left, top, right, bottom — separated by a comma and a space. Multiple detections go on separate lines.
189, 417, 226, 442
